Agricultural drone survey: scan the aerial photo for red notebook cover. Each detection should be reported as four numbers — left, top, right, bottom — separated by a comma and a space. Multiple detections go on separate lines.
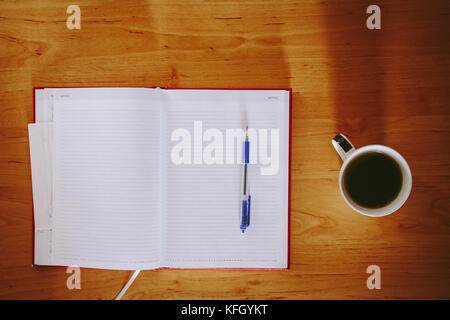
31, 87, 292, 270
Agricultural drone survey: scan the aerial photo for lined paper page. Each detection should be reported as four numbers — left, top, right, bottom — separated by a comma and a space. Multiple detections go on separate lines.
52, 88, 162, 270
162, 90, 289, 268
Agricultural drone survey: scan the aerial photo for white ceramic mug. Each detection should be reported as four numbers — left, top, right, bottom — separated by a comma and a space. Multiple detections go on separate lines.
332, 133, 412, 217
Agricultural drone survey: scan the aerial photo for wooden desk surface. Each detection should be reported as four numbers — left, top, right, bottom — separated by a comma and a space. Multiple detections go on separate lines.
0, 0, 449, 299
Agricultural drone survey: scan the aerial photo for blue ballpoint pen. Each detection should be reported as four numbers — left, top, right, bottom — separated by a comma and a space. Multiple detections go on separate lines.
240, 126, 251, 233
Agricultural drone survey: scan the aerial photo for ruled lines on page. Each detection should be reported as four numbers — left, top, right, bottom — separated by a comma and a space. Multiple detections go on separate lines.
52, 89, 162, 270
162, 90, 289, 268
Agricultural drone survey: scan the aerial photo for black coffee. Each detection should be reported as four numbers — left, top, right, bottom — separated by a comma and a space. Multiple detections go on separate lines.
343, 152, 403, 209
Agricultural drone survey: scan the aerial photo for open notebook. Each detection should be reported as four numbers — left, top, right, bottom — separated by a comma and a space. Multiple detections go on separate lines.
29, 88, 290, 270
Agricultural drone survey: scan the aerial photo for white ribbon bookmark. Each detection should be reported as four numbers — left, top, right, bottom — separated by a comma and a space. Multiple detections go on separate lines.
114, 270, 141, 300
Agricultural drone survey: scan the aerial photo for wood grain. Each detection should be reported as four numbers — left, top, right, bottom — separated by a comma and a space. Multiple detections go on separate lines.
0, 0, 449, 299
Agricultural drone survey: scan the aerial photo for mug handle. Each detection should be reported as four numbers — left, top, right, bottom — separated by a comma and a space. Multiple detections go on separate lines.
332, 133, 355, 161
